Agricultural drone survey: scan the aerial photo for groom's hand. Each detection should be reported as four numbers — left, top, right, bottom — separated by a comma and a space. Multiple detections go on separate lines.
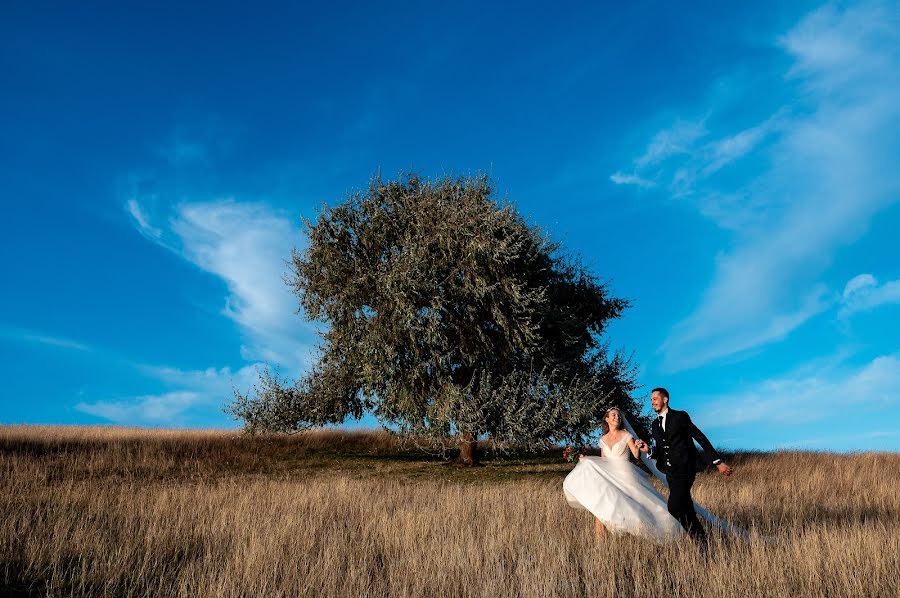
716, 462, 733, 476
636, 439, 650, 453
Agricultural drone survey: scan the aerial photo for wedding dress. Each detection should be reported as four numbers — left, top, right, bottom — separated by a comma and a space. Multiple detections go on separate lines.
563, 432, 684, 543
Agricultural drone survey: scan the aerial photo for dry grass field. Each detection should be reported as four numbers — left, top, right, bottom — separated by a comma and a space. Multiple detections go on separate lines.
2, 426, 898, 597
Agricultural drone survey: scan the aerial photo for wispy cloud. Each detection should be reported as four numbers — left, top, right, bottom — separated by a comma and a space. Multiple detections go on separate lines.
3, 325, 260, 427
780, 0, 900, 94
0, 326, 92, 352
697, 111, 785, 180
136, 362, 261, 394
634, 118, 708, 168
839, 273, 900, 318
76, 391, 205, 425
75, 362, 261, 426
126, 198, 162, 240
609, 171, 655, 187
695, 352, 900, 431
113, 127, 322, 427
125, 196, 317, 371
168, 200, 318, 368
614, 1, 900, 371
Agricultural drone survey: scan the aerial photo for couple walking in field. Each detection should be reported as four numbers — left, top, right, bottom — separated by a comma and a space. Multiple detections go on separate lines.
563, 387, 733, 547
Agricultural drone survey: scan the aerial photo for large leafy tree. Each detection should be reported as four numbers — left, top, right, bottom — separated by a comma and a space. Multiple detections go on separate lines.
228, 174, 640, 464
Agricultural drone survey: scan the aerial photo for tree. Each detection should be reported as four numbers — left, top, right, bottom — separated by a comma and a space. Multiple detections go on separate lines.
228, 173, 641, 465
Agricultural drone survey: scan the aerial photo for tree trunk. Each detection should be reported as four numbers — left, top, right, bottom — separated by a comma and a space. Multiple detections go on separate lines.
456, 432, 480, 467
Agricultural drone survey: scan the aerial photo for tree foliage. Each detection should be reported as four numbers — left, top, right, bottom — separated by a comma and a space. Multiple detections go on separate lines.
228, 173, 642, 450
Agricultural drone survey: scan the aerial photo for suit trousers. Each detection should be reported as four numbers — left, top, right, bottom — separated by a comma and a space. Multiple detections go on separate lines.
666, 472, 707, 545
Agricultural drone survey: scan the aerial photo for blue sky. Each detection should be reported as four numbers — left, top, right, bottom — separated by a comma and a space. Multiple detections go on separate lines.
3, 1, 899, 451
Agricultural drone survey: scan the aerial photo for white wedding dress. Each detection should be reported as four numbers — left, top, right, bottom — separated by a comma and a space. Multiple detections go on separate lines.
563, 432, 683, 543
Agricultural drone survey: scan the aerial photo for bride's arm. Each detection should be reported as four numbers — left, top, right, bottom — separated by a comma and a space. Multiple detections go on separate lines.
626, 437, 640, 459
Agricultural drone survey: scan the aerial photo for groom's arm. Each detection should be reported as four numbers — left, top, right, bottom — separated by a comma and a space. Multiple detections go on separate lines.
685, 414, 721, 465
636, 438, 653, 458
638, 433, 666, 472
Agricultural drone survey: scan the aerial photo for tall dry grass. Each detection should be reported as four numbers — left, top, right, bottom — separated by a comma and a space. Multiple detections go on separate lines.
2, 426, 898, 597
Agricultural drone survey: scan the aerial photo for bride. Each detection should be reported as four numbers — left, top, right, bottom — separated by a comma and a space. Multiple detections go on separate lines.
563, 408, 683, 543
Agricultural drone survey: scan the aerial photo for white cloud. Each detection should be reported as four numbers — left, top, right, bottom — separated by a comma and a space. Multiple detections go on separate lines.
610, 102, 785, 209
2, 324, 266, 427
612, 113, 768, 191
126, 198, 162, 240
634, 119, 707, 167
780, 1, 899, 95
22, 333, 92, 352
839, 273, 900, 318
842, 273, 877, 299
695, 352, 900, 430
76, 391, 204, 425
126, 197, 318, 371
169, 200, 318, 369
75, 362, 262, 426
136, 362, 261, 395
0, 326, 93, 352
665, 285, 832, 371
614, 2, 900, 371
116, 136, 321, 427
609, 171, 654, 187
699, 112, 785, 179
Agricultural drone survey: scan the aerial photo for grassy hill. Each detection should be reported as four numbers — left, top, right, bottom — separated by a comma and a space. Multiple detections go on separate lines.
2, 426, 898, 597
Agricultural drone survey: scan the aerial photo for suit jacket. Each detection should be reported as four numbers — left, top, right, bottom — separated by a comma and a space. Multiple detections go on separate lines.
651, 409, 720, 475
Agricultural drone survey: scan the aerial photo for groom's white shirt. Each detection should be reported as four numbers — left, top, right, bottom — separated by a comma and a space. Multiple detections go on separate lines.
658, 407, 669, 431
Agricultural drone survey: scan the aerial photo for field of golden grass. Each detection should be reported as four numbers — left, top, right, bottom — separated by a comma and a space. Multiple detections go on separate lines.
2, 425, 898, 597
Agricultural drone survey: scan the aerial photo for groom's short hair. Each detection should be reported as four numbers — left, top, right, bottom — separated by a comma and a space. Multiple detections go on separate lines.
651, 387, 669, 399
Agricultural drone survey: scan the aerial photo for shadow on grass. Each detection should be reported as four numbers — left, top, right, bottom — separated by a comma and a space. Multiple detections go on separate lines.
2, 562, 57, 598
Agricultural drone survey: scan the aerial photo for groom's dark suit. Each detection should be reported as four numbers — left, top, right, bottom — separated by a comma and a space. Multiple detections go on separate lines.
650, 409, 721, 544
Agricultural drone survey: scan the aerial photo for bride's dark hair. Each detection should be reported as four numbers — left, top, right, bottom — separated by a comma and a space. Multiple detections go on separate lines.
600, 407, 625, 435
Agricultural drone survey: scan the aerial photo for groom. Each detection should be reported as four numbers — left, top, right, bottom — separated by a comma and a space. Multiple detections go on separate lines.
637, 387, 732, 546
